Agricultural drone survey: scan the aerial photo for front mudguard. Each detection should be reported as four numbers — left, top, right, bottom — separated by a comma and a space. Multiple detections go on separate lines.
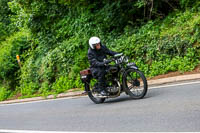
127, 62, 138, 70
122, 62, 139, 78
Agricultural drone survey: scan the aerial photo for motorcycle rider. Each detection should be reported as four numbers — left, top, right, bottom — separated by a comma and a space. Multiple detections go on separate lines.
88, 36, 118, 96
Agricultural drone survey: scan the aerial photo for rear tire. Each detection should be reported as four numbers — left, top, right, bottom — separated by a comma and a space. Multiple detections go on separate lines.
85, 79, 105, 104
123, 69, 148, 99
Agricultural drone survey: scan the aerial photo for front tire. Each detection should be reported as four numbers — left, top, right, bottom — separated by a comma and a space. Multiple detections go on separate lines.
123, 69, 148, 99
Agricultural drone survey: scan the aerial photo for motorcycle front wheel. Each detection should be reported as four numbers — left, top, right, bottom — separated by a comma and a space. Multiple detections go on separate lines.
85, 79, 105, 104
123, 68, 148, 99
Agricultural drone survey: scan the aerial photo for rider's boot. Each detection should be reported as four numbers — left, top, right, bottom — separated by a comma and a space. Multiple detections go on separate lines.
100, 90, 109, 96
98, 82, 109, 96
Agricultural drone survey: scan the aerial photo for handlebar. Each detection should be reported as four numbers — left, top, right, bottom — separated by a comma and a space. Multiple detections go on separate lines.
104, 53, 126, 65
114, 53, 123, 58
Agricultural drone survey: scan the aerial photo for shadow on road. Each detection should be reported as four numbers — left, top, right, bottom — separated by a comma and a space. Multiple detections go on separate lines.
85, 89, 164, 105
104, 94, 151, 104
103, 89, 162, 104
105, 96, 132, 104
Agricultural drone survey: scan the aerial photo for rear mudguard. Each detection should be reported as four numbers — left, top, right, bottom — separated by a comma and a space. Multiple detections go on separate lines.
84, 82, 90, 92
80, 73, 92, 92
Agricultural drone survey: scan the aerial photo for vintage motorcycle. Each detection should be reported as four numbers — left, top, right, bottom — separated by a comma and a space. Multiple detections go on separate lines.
80, 53, 148, 104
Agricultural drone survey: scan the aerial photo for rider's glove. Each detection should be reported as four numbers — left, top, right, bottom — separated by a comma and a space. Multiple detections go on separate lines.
103, 59, 111, 66
98, 59, 112, 67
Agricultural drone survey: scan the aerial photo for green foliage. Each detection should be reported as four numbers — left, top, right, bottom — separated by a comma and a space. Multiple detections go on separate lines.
112, 10, 200, 77
0, 30, 31, 89
20, 81, 39, 96
0, 86, 11, 101
179, 0, 200, 9
0, 0, 200, 101
39, 81, 51, 97
51, 76, 72, 94
0, 0, 17, 41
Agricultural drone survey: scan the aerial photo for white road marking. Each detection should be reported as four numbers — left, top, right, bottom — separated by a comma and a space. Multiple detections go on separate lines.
0, 80, 200, 106
149, 80, 200, 89
0, 95, 87, 106
0, 129, 66, 133
0, 130, 136, 133
0, 130, 188, 133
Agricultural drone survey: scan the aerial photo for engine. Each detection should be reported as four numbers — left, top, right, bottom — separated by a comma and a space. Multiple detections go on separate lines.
106, 80, 121, 93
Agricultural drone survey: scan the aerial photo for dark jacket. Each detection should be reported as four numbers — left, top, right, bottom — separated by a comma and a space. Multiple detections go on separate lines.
88, 44, 117, 77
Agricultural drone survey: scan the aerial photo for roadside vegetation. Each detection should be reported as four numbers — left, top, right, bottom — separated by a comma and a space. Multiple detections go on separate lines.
0, 0, 200, 101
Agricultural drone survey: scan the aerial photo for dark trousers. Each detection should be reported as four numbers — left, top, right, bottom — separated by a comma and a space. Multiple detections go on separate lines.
91, 67, 107, 91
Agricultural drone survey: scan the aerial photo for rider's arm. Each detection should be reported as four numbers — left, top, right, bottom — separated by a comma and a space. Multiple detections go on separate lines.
102, 45, 118, 56
88, 52, 105, 67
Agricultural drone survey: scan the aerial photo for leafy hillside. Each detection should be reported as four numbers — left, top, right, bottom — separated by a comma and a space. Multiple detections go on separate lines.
0, 0, 200, 101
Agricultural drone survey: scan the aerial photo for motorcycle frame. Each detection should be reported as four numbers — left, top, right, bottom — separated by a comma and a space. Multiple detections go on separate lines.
81, 61, 139, 96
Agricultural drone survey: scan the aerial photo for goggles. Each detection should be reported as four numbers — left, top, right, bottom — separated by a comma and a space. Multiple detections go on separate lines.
93, 43, 100, 47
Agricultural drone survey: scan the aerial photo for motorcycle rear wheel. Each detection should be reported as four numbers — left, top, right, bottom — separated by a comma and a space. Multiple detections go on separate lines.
85, 79, 105, 104
123, 68, 148, 99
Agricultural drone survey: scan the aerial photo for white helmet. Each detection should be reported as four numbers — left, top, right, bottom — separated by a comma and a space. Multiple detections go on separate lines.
89, 36, 101, 49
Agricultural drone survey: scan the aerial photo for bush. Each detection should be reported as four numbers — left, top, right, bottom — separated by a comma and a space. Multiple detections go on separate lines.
0, 86, 11, 101
20, 82, 39, 97
112, 10, 200, 77
1, 0, 200, 101
0, 29, 31, 89
51, 76, 73, 94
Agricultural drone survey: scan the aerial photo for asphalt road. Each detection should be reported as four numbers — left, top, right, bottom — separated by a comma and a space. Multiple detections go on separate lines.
0, 81, 200, 132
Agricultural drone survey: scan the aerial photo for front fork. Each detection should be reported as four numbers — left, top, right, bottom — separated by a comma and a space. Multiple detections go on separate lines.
121, 63, 139, 93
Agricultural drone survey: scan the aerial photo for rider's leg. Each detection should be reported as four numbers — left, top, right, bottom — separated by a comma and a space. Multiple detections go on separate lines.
97, 69, 108, 96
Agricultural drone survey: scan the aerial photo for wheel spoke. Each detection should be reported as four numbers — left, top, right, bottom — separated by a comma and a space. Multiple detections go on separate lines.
128, 73, 135, 83
128, 84, 134, 89
88, 79, 105, 104
125, 70, 147, 97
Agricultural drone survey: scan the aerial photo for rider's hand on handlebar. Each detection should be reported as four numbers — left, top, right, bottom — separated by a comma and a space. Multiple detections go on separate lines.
103, 59, 112, 66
